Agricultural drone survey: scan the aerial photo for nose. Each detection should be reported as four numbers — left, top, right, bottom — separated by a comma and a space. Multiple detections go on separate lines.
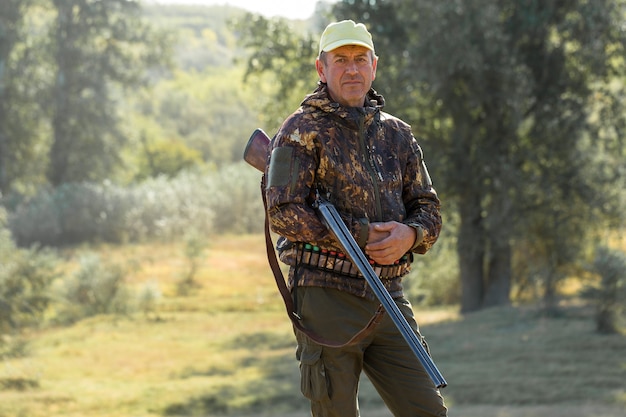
346, 62, 359, 74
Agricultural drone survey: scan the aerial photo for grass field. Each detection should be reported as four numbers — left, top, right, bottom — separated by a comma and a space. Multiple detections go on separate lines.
0, 234, 624, 417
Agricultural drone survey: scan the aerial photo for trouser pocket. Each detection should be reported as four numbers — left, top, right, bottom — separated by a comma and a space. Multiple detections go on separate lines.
297, 343, 331, 402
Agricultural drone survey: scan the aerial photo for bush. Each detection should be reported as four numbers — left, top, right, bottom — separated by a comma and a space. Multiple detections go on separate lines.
7, 182, 130, 246
584, 246, 626, 334
124, 169, 217, 242
137, 281, 162, 321
0, 207, 60, 334
135, 138, 203, 180
208, 163, 265, 234
55, 254, 133, 324
6, 162, 266, 247
404, 223, 460, 306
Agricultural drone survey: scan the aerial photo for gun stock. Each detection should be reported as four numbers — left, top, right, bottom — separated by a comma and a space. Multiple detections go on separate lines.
243, 128, 271, 172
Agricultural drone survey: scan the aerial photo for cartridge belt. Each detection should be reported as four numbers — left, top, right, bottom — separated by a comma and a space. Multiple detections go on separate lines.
294, 243, 411, 279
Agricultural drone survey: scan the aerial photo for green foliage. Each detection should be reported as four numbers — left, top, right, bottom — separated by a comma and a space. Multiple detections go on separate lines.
405, 218, 460, 306
0, 208, 59, 335
55, 253, 132, 324
0, 0, 51, 196
584, 246, 626, 334
2, 2, 277, 192
137, 280, 162, 320
0, 247, 58, 332
136, 137, 203, 180
176, 230, 208, 295
127, 67, 261, 170
1, 0, 625, 319
2, 0, 177, 193
6, 162, 265, 247
46, 0, 173, 186
233, 13, 322, 129
0, 335, 30, 361
333, 0, 626, 311
208, 163, 265, 234
142, 4, 245, 71
7, 182, 130, 246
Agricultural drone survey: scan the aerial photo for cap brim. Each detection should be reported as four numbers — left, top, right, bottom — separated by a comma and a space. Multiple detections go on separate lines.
321, 39, 374, 53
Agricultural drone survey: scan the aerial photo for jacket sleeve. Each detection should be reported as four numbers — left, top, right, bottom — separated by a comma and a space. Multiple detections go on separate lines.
402, 135, 442, 254
264, 125, 333, 248
265, 125, 372, 251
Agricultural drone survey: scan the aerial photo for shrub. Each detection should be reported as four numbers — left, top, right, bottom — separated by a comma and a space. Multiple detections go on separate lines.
177, 230, 208, 295
6, 162, 266, 247
135, 138, 203, 180
208, 163, 265, 234
137, 281, 162, 321
55, 254, 133, 324
0, 207, 60, 334
6, 189, 62, 246
7, 182, 130, 246
584, 246, 626, 334
125, 170, 216, 242
404, 224, 460, 306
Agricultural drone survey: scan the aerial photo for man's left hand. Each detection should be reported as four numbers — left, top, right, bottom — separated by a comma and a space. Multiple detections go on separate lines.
365, 222, 416, 265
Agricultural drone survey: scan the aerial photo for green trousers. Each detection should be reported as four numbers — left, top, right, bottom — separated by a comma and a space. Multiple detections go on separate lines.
294, 286, 448, 417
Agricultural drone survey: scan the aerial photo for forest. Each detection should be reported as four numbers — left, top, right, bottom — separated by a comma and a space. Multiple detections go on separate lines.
0, 1, 625, 416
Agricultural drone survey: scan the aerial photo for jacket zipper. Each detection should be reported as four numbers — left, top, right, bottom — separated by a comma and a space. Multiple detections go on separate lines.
358, 115, 383, 221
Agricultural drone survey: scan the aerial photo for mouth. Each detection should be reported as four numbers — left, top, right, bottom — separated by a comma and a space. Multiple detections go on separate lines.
342, 79, 363, 87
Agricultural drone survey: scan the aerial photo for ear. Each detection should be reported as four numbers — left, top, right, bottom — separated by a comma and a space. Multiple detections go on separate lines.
371, 56, 378, 81
315, 58, 327, 83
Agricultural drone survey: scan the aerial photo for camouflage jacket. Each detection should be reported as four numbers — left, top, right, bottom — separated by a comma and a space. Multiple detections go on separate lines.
264, 83, 441, 299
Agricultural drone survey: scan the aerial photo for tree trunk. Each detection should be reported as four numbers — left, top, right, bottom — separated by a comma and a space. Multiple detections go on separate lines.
483, 241, 512, 307
483, 179, 513, 308
542, 271, 560, 316
458, 191, 485, 313
0, 46, 7, 193
0, 101, 7, 195
49, 1, 73, 186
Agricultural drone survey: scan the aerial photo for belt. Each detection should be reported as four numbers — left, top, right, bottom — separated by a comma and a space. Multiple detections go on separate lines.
294, 243, 411, 279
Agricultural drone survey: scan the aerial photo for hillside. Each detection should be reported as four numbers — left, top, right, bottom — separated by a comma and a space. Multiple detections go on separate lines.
0, 234, 624, 417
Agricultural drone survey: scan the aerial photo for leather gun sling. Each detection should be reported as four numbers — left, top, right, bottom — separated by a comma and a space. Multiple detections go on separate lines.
261, 185, 384, 348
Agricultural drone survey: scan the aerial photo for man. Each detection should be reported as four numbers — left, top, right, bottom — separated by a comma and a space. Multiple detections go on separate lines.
264, 20, 448, 417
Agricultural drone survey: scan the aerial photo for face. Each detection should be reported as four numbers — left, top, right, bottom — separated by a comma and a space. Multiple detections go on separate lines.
316, 45, 377, 108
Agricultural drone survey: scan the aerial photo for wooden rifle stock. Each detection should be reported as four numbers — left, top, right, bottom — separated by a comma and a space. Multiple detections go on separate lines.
243, 128, 271, 172
242, 128, 447, 389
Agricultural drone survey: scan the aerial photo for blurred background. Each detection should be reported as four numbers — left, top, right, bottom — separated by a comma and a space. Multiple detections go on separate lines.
0, 1, 624, 416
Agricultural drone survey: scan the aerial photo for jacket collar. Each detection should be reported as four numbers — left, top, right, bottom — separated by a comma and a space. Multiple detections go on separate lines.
301, 83, 385, 119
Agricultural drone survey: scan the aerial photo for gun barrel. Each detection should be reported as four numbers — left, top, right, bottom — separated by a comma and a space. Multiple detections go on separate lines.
316, 199, 448, 389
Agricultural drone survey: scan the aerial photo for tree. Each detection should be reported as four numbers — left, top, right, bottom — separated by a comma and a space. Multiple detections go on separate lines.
0, 0, 24, 194
0, 0, 48, 196
48, 0, 170, 186
335, 0, 626, 312
233, 13, 320, 130
237, 0, 626, 312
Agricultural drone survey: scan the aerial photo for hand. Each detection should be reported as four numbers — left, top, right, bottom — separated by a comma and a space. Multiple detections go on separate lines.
364, 222, 416, 265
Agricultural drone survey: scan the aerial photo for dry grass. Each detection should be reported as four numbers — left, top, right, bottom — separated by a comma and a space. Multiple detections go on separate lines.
0, 234, 624, 417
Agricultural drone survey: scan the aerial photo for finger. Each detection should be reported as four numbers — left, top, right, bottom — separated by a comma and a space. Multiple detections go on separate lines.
373, 222, 396, 232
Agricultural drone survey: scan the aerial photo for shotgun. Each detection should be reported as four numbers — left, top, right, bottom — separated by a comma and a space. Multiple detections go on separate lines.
243, 128, 447, 389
